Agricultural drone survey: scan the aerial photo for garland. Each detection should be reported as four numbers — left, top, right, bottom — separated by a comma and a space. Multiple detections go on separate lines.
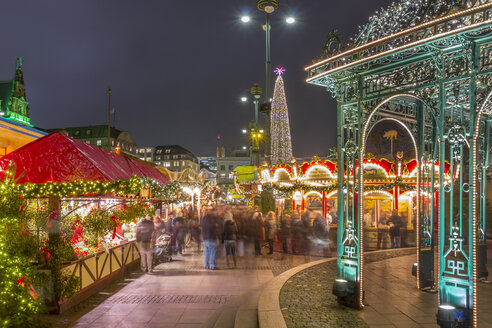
272, 182, 337, 193
271, 179, 415, 194
140, 178, 182, 199
16, 176, 142, 198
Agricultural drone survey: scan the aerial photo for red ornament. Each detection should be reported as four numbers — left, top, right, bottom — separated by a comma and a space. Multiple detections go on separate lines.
16, 276, 26, 287
40, 248, 51, 262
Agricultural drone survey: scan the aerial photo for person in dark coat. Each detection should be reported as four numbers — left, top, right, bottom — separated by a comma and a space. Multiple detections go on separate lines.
387, 209, 403, 248
253, 212, 264, 255
222, 211, 238, 268
174, 215, 187, 254
265, 212, 276, 254
201, 208, 219, 269
136, 216, 155, 273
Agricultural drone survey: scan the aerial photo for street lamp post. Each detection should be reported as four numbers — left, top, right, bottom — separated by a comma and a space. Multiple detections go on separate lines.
241, 83, 263, 166
241, 0, 294, 164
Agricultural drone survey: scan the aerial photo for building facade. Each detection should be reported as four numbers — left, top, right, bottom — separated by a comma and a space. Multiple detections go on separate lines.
47, 125, 138, 156
0, 58, 47, 155
152, 145, 199, 172
137, 147, 155, 163
216, 147, 250, 186
198, 156, 217, 172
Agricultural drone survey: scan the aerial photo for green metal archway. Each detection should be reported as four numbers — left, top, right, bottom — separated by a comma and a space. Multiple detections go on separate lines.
306, 1, 492, 327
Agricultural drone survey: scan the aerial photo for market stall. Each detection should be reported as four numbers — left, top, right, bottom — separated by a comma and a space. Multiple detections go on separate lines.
0, 132, 177, 314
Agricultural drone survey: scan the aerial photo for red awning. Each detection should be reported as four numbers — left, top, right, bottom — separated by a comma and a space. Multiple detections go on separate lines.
0, 132, 169, 185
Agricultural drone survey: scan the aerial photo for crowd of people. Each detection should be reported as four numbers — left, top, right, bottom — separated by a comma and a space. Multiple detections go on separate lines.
134, 205, 334, 273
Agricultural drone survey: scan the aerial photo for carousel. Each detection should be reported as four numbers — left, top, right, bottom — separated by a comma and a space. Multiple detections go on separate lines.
258, 155, 452, 249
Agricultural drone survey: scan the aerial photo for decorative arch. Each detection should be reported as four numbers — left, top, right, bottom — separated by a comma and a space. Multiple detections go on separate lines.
303, 163, 335, 179
471, 89, 492, 324
303, 191, 323, 199
363, 190, 394, 199
273, 167, 293, 182
359, 93, 440, 301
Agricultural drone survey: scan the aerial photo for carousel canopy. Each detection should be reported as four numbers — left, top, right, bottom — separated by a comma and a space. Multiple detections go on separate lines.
0, 132, 169, 185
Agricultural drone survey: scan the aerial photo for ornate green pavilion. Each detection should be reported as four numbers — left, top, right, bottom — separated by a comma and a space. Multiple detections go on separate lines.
306, 1, 492, 327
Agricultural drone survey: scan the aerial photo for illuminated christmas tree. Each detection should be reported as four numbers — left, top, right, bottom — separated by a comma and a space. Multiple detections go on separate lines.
270, 66, 293, 164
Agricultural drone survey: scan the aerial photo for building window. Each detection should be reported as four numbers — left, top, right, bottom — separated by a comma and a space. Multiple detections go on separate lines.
146, 148, 151, 152
220, 165, 225, 171
156, 156, 161, 160
229, 173, 234, 179
173, 155, 178, 159
156, 149, 162, 154
165, 149, 171, 153
164, 155, 169, 159
96, 140, 102, 146
140, 157, 145, 161
111, 140, 115, 146
164, 162, 170, 167
86, 129, 91, 135
86, 141, 90, 144
220, 173, 225, 177
75, 130, 81, 136
229, 165, 233, 170
139, 149, 145, 153
146, 157, 151, 161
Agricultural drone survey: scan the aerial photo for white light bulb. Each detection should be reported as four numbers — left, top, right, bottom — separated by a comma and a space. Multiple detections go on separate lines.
286, 17, 295, 24
241, 96, 248, 102
241, 16, 250, 23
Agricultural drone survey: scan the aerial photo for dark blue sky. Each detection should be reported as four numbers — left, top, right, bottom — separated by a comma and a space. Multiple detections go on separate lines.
0, 0, 392, 157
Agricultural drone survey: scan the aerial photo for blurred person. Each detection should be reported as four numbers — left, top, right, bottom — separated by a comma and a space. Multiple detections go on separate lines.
387, 209, 403, 248
377, 214, 388, 249
201, 208, 219, 269
253, 212, 264, 255
291, 212, 303, 254
265, 211, 276, 255
301, 209, 313, 256
400, 215, 408, 248
174, 212, 187, 255
279, 214, 292, 253
153, 210, 166, 243
136, 215, 155, 273
222, 211, 238, 268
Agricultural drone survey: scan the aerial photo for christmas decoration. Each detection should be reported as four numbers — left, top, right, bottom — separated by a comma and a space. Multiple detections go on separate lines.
353, 0, 469, 47
270, 67, 293, 164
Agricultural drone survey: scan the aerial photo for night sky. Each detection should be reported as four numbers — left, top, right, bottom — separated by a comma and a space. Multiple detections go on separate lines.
0, 0, 392, 157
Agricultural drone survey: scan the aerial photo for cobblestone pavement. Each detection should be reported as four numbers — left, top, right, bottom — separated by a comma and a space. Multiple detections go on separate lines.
280, 245, 492, 328
39, 243, 323, 328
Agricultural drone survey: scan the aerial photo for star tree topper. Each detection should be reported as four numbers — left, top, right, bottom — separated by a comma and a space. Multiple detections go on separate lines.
274, 66, 286, 76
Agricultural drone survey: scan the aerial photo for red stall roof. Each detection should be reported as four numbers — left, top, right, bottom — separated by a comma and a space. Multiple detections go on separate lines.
0, 132, 169, 185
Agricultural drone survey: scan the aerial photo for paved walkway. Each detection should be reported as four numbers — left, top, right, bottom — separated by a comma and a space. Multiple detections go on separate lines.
40, 244, 323, 328
280, 245, 492, 327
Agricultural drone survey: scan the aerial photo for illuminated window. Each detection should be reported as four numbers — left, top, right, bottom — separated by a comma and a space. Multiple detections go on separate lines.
96, 140, 101, 146
165, 149, 171, 153
86, 129, 91, 135
75, 130, 81, 136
